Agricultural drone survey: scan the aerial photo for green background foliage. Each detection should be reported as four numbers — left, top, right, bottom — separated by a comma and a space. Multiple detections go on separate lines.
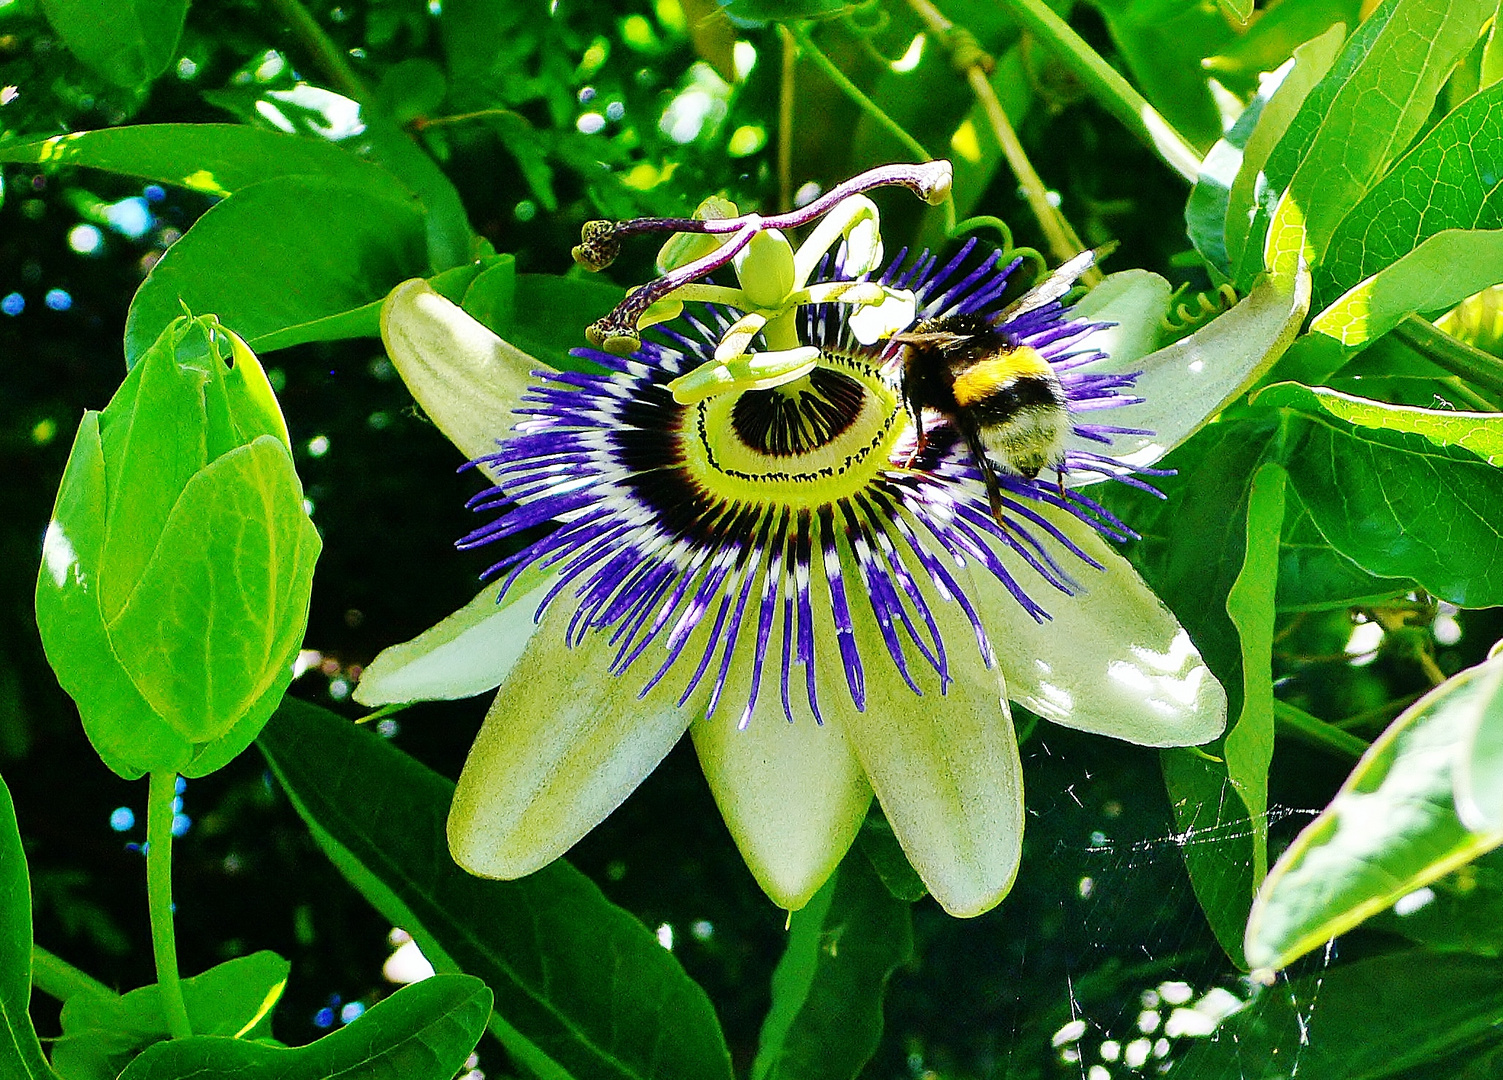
7, 0, 1503, 1076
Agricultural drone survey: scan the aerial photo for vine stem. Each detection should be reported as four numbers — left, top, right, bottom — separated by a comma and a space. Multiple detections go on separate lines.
263, 0, 370, 102
1271, 701, 1368, 760
31, 945, 115, 1002
779, 25, 796, 213
1393, 313, 1503, 399
147, 770, 192, 1040
904, 0, 1097, 281
1000, 0, 1201, 183
786, 23, 957, 235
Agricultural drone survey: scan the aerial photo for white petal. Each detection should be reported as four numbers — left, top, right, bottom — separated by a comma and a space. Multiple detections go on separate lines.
380, 279, 542, 462
847, 289, 916, 346
447, 599, 704, 879
1068, 269, 1172, 370
975, 503, 1227, 747
353, 567, 557, 706
691, 583, 873, 911
1070, 264, 1311, 469
834, 562, 1025, 918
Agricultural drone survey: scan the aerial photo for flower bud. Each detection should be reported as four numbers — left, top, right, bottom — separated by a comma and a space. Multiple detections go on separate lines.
35, 316, 321, 779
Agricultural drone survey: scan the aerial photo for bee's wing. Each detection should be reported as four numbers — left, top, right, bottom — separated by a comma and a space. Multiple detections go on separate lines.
888, 330, 971, 347
997, 242, 1117, 321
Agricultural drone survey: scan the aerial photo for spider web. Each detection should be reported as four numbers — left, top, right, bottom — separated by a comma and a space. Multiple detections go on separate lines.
871, 725, 1339, 1080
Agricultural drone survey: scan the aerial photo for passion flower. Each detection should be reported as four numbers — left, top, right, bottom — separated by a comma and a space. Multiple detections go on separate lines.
359, 163, 1254, 917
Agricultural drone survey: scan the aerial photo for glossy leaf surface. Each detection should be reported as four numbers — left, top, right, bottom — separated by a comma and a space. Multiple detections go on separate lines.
124, 177, 427, 364
1246, 658, 1503, 972
0, 775, 52, 1080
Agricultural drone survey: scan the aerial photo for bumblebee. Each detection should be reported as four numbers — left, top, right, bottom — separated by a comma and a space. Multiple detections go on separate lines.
890, 247, 1105, 523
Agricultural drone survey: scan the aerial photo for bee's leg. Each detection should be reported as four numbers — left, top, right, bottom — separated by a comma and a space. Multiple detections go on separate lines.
1056, 465, 1068, 500
902, 404, 928, 467
960, 424, 1006, 525
983, 465, 1005, 525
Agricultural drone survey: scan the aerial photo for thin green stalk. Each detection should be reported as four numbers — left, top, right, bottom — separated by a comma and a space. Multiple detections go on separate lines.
264, 0, 369, 102
788, 24, 929, 162
787, 23, 956, 233
779, 24, 796, 213
1000, 0, 1201, 183
147, 771, 191, 1040
1393, 314, 1503, 399
1272, 700, 1369, 760
904, 0, 1096, 278
32, 946, 116, 1002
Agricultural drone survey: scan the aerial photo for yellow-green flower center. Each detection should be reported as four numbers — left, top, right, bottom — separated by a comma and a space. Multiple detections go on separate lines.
680, 349, 905, 510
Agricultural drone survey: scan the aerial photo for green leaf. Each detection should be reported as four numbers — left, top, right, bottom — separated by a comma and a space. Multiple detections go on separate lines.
257, 698, 734, 1080
1203, 0, 1359, 82
1257, 384, 1503, 606
855, 811, 927, 904
375, 59, 448, 127
1224, 461, 1288, 890
716, 0, 854, 23
1258, 382, 1503, 466
53, 952, 289, 1080
1276, 484, 1416, 610
1185, 63, 1278, 276
342, 115, 475, 272
0, 775, 54, 1080
1177, 950, 1503, 1078
1085, 0, 1234, 151
109, 439, 319, 746
457, 256, 518, 333
1161, 748, 1256, 970
1317, 80, 1503, 309
248, 259, 490, 354
751, 852, 912, 1080
117, 975, 490, 1080
1456, 655, 1503, 832
37, 318, 319, 778
1245, 657, 1503, 972
1313, 230, 1503, 346
1367, 847, 1503, 958
39, 0, 187, 88
1229, 0, 1492, 285
1127, 420, 1280, 966
502, 273, 628, 370
0, 124, 415, 201
124, 176, 428, 365
1222, 23, 1346, 281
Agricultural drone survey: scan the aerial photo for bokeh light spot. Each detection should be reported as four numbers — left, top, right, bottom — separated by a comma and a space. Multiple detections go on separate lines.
68, 224, 104, 255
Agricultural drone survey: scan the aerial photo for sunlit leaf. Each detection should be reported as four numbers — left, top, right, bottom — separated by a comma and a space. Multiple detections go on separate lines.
1312, 230, 1503, 346
124, 177, 428, 364
1221, 23, 1345, 279
1317, 80, 1503, 309
0, 124, 414, 201
1223, 461, 1288, 890
1256, 383, 1503, 606
53, 952, 289, 1080
0, 776, 53, 1080
1230, 0, 1492, 285
1245, 657, 1503, 972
